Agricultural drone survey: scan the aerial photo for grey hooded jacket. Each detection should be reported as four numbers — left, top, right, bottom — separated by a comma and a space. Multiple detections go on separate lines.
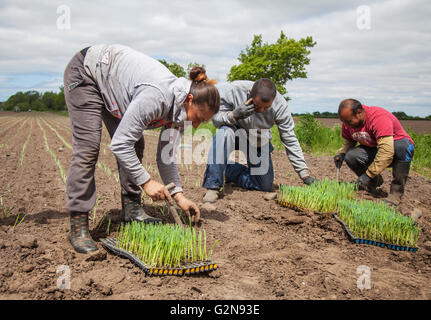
83, 44, 189, 194
213, 80, 309, 179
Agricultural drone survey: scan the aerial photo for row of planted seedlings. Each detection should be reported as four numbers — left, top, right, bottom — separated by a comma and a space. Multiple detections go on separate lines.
278, 179, 420, 251
19, 119, 33, 166
102, 220, 219, 276
37, 118, 67, 183
0, 117, 29, 149
44, 117, 119, 183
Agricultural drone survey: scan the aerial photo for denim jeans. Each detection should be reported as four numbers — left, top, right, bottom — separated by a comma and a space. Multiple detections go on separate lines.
202, 126, 274, 192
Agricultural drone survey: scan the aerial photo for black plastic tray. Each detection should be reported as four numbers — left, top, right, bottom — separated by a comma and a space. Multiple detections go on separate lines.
101, 238, 218, 276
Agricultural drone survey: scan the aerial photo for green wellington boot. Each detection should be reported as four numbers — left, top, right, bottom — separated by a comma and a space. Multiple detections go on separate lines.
121, 194, 162, 223
68, 212, 98, 254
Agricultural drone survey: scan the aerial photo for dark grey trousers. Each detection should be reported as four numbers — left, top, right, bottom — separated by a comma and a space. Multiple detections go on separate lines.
344, 138, 415, 176
344, 138, 415, 192
64, 49, 144, 213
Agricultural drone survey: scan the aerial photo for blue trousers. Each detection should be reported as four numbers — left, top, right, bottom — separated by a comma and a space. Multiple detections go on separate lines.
202, 126, 274, 192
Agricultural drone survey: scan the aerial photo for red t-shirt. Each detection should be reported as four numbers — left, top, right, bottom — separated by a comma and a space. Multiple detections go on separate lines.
341, 105, 414, 148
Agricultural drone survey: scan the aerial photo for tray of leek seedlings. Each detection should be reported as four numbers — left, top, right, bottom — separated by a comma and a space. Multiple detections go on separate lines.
101, 221, 220, 276
278, 179, 358, 214
335, 199, 420, 252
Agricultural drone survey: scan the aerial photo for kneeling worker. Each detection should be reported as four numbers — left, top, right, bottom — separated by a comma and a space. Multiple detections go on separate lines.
334, 99, 415, 206
202, 78, 317, 203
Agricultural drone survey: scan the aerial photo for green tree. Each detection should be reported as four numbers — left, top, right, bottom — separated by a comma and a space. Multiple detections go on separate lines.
53, 86, 65, 110
227, 31, 316, 99
25, 90, 40, 107
186, 62, 206, 75
15, 102, 28, 112
392, 111, 410, 120
158, 59, 186, 78
42, 91, 57, 110
31, 99, 46, 111
4, 91, 25, 110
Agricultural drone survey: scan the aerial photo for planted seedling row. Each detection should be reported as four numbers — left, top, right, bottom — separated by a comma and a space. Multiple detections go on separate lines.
37, 118, 67, 183
19, 119, 33, 167
0, 117, 30, 149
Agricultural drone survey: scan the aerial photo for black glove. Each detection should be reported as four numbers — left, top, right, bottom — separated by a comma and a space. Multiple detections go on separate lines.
357, 173, 371, 189
232, 99, 254, 121
303, 176, 318, 185
334, 153, 345, 169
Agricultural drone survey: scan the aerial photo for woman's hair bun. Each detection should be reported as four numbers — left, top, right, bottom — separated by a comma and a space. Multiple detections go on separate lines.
189, 66, 207, 82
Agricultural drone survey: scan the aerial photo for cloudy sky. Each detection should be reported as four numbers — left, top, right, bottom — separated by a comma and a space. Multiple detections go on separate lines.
0, 0, 430, 116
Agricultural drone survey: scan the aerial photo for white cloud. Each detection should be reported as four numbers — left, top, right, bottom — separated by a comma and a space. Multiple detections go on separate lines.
0, 0, 430, 116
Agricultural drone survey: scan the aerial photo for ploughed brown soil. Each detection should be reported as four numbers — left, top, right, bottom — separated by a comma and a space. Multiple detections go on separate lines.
313, 118, 431, 134
0, 112, 430, 300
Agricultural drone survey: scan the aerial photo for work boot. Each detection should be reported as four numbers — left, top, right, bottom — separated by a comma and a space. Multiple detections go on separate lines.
203, 189, 220, 203
385, 161, 410, 207
367, 174, 384, 193
68, 212, 98, 254
121, 194, 162, 223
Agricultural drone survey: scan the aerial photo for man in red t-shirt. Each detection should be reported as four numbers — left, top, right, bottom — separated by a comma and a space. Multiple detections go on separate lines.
334, 99, 415, 206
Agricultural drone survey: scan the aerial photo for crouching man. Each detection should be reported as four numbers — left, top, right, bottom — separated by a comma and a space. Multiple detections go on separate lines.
202, 78, 316, 203
334, 99, 415, 206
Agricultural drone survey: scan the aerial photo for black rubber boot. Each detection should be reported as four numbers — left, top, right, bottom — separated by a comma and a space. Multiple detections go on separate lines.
121, 194, 162, 224
385, 161, 410, 206
366, 174, 384, 193
68, 212, 98, 254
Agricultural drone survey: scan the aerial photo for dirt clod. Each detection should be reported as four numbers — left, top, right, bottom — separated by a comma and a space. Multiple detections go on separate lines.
201, 202, 217, 212
84, 251, 106, 262
423, 241, 431, 252
19, 236, 38, 249
2, 269, 13, 278
191, 286, 202, 294
22, 264, 34, 273
283, 216, 307, 225
411, 208, 423, 221
264, 192, 277, 201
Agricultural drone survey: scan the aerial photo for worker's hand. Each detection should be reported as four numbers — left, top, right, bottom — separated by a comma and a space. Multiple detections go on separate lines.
357, 173, 371, 190
303, 176, 318, 185
173, 193, 201, 224
334, 153, 345, 169
232, 98, 254, 121
142, 179, 173, 204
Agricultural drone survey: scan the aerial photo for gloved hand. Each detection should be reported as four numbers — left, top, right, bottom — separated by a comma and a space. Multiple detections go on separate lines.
232, 98, 254, 121
357, 173, 371, 190
303, 176, 318, 185
334, 153, 345, 169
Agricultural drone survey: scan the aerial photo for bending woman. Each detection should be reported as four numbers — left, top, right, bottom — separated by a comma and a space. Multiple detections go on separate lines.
63, 44, 220, 254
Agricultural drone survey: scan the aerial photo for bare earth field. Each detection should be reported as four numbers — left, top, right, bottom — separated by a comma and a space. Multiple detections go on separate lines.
0, 112, 430, 300
313, 118, 431, 134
